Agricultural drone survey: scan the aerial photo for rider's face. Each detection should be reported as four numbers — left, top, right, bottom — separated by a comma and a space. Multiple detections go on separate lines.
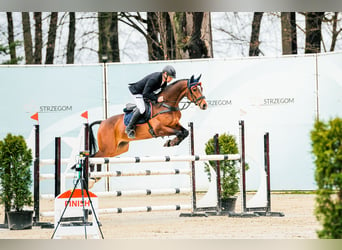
163, 72, 173, 83
166, 75, 173, 83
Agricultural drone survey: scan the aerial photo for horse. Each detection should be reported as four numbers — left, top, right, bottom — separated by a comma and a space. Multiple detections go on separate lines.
87, 75, 207, 187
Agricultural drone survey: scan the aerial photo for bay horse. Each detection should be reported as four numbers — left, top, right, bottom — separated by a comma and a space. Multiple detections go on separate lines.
88, 75, 207, 187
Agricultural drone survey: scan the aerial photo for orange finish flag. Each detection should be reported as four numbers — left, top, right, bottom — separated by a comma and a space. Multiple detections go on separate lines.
81, 111, 88, 120
30, 112, 39, 121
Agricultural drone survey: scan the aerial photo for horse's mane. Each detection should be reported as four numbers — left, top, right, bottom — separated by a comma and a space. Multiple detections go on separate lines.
164, 78, 188, 90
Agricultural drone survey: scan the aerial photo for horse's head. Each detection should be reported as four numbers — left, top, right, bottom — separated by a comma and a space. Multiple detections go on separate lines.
186, 75, 207, 110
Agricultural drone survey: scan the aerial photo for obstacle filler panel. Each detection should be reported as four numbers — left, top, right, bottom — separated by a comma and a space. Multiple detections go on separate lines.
53, 189, 102, 239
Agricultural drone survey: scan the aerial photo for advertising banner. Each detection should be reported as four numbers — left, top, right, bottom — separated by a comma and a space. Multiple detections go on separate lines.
2, 52, 341, 192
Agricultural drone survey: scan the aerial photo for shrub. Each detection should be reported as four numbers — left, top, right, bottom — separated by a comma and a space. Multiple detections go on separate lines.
311, 118, 342, 238
204, 133, 240, 198
0, 134, 33, 212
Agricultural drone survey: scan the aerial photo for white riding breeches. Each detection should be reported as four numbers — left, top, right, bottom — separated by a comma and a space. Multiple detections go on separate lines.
132, 94, 145, 114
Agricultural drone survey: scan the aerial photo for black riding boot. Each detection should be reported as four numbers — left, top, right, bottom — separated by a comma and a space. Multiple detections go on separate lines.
125, 108, 141, 139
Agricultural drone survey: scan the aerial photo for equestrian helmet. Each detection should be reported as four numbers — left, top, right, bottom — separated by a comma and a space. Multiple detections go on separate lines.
162, 65, 176, 78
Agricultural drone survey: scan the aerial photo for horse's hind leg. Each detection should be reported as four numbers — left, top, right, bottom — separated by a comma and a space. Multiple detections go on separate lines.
164, 126, 189, 147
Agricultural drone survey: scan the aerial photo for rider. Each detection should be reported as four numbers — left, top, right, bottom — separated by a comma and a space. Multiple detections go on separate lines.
125, 65, 176, 139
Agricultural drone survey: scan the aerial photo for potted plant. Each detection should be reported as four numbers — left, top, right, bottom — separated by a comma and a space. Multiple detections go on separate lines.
204, 133, 243, 212
0, 133, 33, 230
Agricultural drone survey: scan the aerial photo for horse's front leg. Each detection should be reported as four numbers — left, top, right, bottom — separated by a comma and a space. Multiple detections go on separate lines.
163, 126, 189, 147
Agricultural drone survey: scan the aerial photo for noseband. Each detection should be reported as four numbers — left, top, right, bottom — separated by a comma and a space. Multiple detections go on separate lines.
187, 80, 206, 106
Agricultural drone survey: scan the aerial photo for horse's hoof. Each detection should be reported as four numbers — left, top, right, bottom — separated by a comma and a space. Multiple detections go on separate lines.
163, 140, 171, 147
88, 178, 96, 189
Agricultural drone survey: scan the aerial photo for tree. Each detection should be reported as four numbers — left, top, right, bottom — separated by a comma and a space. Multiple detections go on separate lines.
147, 12, 164, 60
205, 133, 240, 199
281, 12, 297, 55
187, 12, 212, 58
22, 12, 34, 64
110, 12, 120, 62
158, 12, 213, 59
98, 12, 120, 63
325, 12, 342, 52
249, 12, 263, 56
158, 12, 176, 60
168, 12, 213, 59
0, 134, 32, 223
45, 12, 58, 64
305, 12, 325, 54
120, 12, 174, 60
121, 12, 213, 60
66, 12, 76, 64
311, 118, 342, 238
6, 12, 18, 64
33, 12, 42, 64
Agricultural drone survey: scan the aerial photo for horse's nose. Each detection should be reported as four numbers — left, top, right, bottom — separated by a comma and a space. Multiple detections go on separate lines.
202, 102, 207, 110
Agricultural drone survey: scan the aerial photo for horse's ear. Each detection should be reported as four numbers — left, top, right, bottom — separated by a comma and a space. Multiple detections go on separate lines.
195, 74, 202, 82
190, 75, 194, 83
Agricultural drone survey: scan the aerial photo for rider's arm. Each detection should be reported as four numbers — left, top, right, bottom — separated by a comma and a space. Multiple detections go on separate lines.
142, 79, 158, 102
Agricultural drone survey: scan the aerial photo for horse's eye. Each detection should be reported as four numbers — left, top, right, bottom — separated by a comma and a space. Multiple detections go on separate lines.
193, 87, 197, 92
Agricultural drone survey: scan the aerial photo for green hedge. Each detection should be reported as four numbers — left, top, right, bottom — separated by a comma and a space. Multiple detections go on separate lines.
0, 134, 33, 212
204, 133, 239, 198
311, 118, 342, 238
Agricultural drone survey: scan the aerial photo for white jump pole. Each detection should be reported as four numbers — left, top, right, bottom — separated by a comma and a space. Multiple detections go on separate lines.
88, 154, 240, 165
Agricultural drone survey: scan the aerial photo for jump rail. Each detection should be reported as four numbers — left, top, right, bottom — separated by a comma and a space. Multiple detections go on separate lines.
89, 154, 240, 164
41, 204, 192, 217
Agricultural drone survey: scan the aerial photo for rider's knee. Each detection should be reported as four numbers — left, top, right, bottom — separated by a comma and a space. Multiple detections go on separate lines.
137, 107, 145, 114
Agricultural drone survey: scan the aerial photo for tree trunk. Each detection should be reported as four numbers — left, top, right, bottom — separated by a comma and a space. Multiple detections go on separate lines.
6, 12, 17, 64
66, 12, 76, 64
147, 12, 164, 60
188, 12, 211, 58
329, 12, 341, 52
281, 12, 297, 55
98, 12, 120, 62
45, 12, 58, 64
22, 12, 34, 64
305, 12, 325, 54
168, 12, 212, 59
168, 12, 188, 59
33, 12, 42, 64
98, 12, 108, 62
109, 12, 120, 62
157, 12, 175, 60
249, 12, 263, 56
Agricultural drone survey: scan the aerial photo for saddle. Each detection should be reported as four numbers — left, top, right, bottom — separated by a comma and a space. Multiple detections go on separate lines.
123, 102, 152, 126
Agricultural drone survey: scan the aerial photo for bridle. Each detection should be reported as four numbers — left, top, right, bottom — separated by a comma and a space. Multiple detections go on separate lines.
187, 80, 206, 106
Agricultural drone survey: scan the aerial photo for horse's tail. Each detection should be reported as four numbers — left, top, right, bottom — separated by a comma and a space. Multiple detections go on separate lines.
89, 120, 102, 156
71, 120, 102, 170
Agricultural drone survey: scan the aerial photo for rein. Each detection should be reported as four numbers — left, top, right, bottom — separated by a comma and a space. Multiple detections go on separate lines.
147, 78, 205, 138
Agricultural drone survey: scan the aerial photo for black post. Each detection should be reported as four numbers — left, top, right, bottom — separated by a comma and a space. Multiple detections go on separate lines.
264, 132, 271, 212
84, 123, 90, 189
55, 137, 61, 197
33, 125, 40, 223
214, 134, 221, 212
188, 122, 197, 211
239, 120, 247, 213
